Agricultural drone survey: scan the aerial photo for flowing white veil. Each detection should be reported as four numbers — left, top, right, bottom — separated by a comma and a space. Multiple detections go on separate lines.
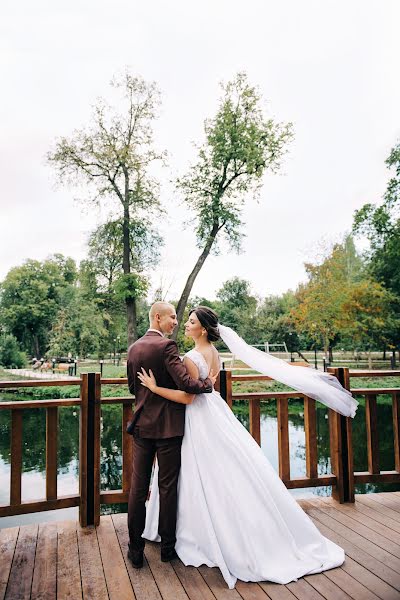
218, 325, 358, 418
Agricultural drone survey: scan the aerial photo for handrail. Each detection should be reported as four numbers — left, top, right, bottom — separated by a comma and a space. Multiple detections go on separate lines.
0, 366, 399, 524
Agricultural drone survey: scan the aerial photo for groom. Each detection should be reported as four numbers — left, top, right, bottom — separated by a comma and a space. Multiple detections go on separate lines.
126, 301, 213, 568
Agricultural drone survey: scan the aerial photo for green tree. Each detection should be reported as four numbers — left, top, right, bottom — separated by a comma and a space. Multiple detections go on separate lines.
48, 291, 107, 358
47, 70, 165, 345
172, 72, 293, 339
216, 277, 258, 341
0, 334, 27, 368
0, 256, 77, 356
353, 142, 400, 354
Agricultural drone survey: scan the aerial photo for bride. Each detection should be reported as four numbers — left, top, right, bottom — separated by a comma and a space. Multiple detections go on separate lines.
137, 306, 355, 589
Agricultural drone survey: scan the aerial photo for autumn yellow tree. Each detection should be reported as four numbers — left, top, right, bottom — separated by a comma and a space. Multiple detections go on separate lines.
291, 237, 397, 359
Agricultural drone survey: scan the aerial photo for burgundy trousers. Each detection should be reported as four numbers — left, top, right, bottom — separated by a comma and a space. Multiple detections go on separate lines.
127, 434, 183, 553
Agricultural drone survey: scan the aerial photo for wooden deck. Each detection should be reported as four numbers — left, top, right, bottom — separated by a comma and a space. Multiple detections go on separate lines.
2, 493, 400, 600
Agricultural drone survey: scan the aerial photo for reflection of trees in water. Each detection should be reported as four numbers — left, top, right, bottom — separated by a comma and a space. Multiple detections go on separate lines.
101, 406, 123, 491
0, 406, 79, 473
232, 399, 400, 495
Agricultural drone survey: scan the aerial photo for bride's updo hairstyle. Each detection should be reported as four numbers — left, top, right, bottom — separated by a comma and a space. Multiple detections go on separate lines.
190, 306, 220, 342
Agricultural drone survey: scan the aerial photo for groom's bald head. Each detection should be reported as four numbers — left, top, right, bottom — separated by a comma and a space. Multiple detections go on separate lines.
149, 302, 178, 335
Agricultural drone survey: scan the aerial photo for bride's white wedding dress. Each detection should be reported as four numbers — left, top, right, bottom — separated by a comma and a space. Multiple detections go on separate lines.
142, 349, 344, 589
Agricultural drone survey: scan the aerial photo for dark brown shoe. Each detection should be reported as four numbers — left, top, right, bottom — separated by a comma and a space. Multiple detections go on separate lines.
161, 548, 178, 562
128, 546, 144, 568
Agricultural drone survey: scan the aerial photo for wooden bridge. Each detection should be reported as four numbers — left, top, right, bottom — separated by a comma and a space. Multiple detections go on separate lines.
1, 368, 400, 598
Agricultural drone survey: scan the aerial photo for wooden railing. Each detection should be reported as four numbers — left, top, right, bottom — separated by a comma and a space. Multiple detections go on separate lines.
220, 366, 400, 504
0, 379, 82, 518
0, 366, 399, 526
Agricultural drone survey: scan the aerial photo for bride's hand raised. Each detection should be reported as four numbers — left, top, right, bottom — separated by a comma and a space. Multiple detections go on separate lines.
137, 367, 157, 392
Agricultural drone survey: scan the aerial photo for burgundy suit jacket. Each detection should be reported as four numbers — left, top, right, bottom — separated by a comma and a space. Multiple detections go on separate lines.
126, 331, 212, 438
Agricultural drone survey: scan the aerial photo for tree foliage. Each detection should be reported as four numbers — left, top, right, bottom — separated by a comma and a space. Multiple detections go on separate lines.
353, 142, 400, 300
47, 70, 165, 344
172, 72, 293, 338
0, 256, 77, 357
291, 237, 397, 353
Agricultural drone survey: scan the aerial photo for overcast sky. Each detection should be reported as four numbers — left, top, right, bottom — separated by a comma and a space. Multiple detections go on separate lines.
1, 1, 399, 301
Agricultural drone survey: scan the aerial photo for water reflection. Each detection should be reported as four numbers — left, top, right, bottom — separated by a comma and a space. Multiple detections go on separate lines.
0, 396, 399, 521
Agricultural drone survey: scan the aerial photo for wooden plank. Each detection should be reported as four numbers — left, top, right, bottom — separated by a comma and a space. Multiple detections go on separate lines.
286, 578, 325, 600
259, 582, 300, 600
122, 404, 133, 493
173, 560, 216, 600
197, 565, 241, 599
328, 409, 338, 475
0, 380, 81, 389
366, 394, 380, 474
145, 542, 189, 600
225, 370, 233, 409
57, 520, 82, 600
314, 503, 400, 559
283, 475, 336, 489
232, 393, 304, 401
232, 375, 274, 382
303, 573, 351, 600
101, 490, 129, 504
304, 504, 400, 575
249, 399, 261, 445
93, 373, 101, 526
101, 397, 135, 405
79, 374, 89, 527
31, 522, 57, 600
112, 513, 162, 600
0, 495, 79, 518
325, 499, 400, 544
76, 525, 108, 600
0, 399, 81, 410
277, 398, 290, 481
307, 508, 400, 598
303, 397, 318, 479
354, 471, 400, 484
340, 497, 400, 535
5, 523, 38, 600
323, 567, 380, 600
96, 515, 135, 600
365, 493, 400, 514
393, 393, 400, 473
0, 527, 19, 600
46, 406, 58, 500
340, 555, 398, 600
356, 494, 400, 523
349, 370, 400, 377
10, 410, 22, 506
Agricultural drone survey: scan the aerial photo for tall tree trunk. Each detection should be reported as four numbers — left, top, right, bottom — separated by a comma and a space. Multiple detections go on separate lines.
172, 223, 220, 341
122, 193, 137, 347
328, 345, 333, 363
126, 298, 137, 347
33, 335, 40, 359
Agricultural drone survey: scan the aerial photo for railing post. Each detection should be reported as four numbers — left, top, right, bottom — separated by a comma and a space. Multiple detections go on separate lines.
218, 368, 233, 408
328, 367, 354, 503
79, 372, 101, 526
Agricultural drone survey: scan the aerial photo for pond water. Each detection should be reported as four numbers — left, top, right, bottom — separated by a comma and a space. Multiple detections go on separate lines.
0, 396, 398, 527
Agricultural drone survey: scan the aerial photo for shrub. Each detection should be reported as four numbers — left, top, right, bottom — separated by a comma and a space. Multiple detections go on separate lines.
0, 334, 27, 368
